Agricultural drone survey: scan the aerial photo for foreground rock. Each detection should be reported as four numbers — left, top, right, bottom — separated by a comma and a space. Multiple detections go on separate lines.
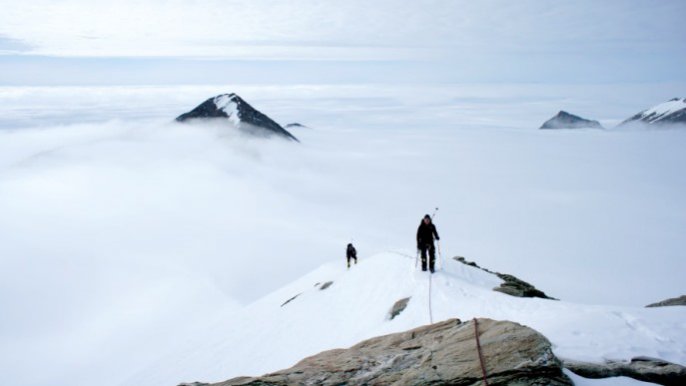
454, 256, 557, 299
540, 111, 603, 129
176, 93, 299, 141
620, 98, 686, 127
646, 295, 686, 308
210, 318, 572, 386
563, 357, 686, 386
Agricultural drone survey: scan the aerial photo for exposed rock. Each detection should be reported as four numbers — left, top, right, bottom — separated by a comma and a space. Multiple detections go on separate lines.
388, 297, 410, 320
455, 256, 481, 268
495, 274, 554, 299
563, 356, 686, 386
454, 256, 557, 300
646, 295, 686, 308
620, 98, 686, 127
178, 382, 209, 386
540, 111, 604, 130
319, 281, 333, 290
280, 293, 301, 307
284, 123, 309, 129
210, 318, 572, 386
176, 93, 299, 141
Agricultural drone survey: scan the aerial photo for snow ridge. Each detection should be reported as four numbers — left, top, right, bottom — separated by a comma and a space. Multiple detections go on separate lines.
125, 252, 686, 386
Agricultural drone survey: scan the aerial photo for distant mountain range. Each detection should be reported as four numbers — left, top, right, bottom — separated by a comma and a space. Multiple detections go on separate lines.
540, 98, 686, 130
176, 93, 299, 142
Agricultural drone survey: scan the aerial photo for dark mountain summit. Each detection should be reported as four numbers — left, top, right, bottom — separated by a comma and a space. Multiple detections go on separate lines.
540, 111, 603, 130
619, 98, 686, 127
176, 93, 299, 142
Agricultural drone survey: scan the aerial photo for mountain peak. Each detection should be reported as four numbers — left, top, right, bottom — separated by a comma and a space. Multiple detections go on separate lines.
620, 98, 686, 127
540, 111, 603, 130
176, 93, 299, 142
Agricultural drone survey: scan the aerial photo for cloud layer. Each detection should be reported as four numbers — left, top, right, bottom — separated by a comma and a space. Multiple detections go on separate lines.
1, 83, 685, 386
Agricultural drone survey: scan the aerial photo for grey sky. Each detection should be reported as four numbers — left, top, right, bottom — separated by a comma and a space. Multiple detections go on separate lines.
0, 0, 684, 84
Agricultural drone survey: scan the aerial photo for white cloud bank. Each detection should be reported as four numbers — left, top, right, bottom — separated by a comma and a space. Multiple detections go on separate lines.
0, 83, 685, 386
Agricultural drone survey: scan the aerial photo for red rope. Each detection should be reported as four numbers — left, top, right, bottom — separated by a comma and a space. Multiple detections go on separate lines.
473, 318, 490, 386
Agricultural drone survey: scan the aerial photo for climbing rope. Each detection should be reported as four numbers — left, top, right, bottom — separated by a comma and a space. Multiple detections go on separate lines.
428, 272, 434, 324
387, 250, 434, 325
387, 250, 416, 260
473, 318, 490, 386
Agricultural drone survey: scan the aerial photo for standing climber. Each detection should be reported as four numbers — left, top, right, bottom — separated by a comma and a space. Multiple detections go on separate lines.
346, 243, 358, 268
417, 214, 440, 273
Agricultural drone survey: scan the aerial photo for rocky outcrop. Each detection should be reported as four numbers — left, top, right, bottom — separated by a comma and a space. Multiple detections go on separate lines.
495, 273, 553, 299
646, 295, 686, 308
454, 256, 557, 300
620, 98, 686, 127
284, 123, 308, 129
540, 111, 603, 129
318, 281, 333, 290
211, 318, 572, 386
388, 297, 410, 320
280, 293, 301, 307
176, 93, 299, 141
563, 356, 686, 386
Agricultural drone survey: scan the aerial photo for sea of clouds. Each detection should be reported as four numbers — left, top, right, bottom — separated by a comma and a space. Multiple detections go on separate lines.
1, 83, 685, 386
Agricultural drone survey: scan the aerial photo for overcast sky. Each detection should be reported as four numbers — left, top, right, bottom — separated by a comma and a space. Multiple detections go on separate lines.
0, 0, 684, 84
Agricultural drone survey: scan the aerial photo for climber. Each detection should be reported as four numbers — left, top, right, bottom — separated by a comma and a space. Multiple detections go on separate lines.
416, 214, 440, 273
346, 243, 358, 268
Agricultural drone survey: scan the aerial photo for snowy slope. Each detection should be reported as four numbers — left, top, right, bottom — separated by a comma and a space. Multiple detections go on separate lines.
127, 252, 686, 386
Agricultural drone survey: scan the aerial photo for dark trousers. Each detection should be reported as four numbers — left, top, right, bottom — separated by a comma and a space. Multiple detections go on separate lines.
347, 256, 357, 267
420, 244, 436, 272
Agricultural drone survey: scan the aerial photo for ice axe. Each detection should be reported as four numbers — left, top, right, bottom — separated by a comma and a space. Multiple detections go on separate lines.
431, 207, 444, 270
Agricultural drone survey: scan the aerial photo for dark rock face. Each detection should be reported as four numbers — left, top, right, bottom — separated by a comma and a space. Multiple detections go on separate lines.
540, 111, 604, 130
646, 295, 686, 308
454, 256, 557, 300
211, 318, 572, 386
620, 98, 686, 127
176, 94, 299, 142
318, 281, 333, 290
495, 274, 553, 299
388, 297, 410, 320
279, 293, 301, 307
284, 123, 308, 129
563, 357, 686, 386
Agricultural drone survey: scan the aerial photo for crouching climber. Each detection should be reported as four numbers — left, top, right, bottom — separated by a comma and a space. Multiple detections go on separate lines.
346, 243, 358, 268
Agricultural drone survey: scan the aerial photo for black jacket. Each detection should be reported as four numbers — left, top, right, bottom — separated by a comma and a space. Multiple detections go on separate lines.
417, 221, 439, 247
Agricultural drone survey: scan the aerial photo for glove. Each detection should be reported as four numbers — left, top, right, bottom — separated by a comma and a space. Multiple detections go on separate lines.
435, 237, 440, 241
